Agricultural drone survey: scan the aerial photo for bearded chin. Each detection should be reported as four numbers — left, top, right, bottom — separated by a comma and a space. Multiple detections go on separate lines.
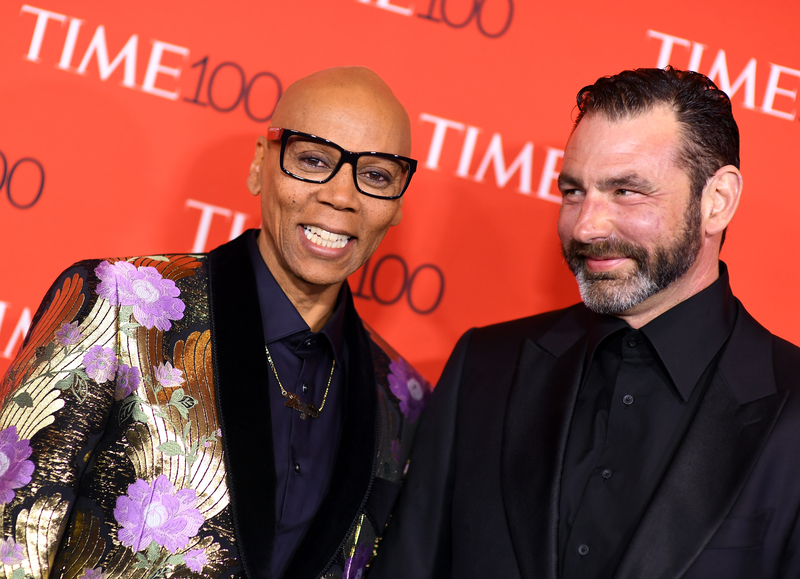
564, 201, 702, 316
575, 266, 662, 315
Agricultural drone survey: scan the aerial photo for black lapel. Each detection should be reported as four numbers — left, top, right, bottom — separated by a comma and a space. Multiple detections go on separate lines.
281, 289, 377, 578
501, 309, 588, 579
614, 304, 787, 579
209, 234, 276, 579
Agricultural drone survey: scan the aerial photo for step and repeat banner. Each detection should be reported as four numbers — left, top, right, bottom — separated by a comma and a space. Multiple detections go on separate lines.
1, 0, 799, 381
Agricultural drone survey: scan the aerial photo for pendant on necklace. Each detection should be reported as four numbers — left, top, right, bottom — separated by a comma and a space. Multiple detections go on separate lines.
283, 392, 319, 420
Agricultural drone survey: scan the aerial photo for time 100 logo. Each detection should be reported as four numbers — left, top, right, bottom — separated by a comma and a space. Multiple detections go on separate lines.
0, 150, 45, 209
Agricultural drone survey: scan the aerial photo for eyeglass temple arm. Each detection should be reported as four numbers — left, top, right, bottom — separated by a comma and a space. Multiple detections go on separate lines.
266, 127, 283, 140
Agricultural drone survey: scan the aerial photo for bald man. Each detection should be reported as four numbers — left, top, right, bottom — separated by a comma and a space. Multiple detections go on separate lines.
0, 67, 429, 579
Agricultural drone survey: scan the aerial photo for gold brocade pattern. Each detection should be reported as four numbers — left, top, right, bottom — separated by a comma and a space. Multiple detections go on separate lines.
55, 509, 105, 579
15, 494, 69, 578
1, 251, 424, 579
0, 274, 84, 405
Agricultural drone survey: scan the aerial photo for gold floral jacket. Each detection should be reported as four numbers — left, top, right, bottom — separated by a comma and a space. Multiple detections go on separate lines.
0, 234, 430, 579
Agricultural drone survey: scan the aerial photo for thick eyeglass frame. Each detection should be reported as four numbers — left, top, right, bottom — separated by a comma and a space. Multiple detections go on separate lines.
266, 127, 417, 200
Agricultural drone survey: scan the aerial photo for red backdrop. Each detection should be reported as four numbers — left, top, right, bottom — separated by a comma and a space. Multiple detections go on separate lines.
2, 0, 799, 382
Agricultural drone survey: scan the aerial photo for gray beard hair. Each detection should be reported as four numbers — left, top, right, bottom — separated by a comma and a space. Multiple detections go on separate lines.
564, 198, 702, 316
575, 267, 663, 315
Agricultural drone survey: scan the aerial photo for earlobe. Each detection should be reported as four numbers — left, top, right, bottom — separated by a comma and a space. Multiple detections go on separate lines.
390, 201, 403, 227
703, 165, 742, 236
247, 137, 268, 196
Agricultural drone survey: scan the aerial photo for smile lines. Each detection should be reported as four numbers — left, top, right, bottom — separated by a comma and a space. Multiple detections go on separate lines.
304, 225, 351, 249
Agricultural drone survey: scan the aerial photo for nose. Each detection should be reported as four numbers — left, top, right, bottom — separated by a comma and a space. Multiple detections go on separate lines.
570, 192, 613, 244
317, 163, 361, 211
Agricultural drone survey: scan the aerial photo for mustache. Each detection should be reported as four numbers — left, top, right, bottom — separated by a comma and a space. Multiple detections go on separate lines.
563, 238, 649, 265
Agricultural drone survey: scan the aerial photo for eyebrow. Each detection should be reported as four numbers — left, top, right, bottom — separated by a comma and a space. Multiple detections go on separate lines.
557, 172, 583, 190
557, 172, 655, 192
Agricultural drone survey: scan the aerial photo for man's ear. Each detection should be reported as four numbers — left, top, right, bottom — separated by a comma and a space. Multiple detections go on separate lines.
702, 165, 742, 237
247, 136, 268, 196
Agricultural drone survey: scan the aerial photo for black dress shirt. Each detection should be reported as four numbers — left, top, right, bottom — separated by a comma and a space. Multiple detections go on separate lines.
246, 232, 348, 578
559, 266, 737, 579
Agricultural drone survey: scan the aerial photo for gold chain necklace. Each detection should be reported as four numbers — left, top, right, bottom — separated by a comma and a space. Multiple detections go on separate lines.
265, 345, 335, 420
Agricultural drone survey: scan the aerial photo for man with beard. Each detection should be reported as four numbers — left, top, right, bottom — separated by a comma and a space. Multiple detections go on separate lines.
370, 67, 800, 579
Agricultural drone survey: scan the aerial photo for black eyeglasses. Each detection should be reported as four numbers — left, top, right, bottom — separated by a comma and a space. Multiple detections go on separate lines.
266, 127, 417, 199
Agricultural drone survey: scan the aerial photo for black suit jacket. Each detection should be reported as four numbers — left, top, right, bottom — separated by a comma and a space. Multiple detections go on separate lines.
209, 235, 420, 578
209, 237, 378, 578
370, 299, 800, 579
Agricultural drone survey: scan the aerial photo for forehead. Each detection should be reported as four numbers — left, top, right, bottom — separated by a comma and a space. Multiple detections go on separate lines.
274, 86, 410, 156
563, 106, 685, 183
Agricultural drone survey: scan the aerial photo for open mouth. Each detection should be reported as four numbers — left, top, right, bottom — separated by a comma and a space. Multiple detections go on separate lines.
303, 225, 351, 249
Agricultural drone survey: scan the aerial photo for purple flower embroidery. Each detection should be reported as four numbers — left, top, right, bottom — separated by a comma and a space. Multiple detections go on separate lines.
114, 475, 204, 553
55, 321, 83, 347
0, 537, 24, 565
83, 345, 118, 383
152, 362, 184, 388
390, 440, 401, 463
387, 359, 431, 424
95, 261, 185, 331
0, 426, 35, 504
343, 544, 371, 579
78, 568, 107, 579
184, 548, 208, 572
115, 364, 140, 400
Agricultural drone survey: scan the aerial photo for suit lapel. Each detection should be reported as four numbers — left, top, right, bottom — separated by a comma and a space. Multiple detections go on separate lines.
615, 304, 787, 579
502, 309, 588, 579
282, 290, 377, 578
209, 235, 276, 579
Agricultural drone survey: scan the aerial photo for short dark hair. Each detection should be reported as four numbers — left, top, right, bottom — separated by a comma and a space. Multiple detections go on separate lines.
574, 66, 740, 202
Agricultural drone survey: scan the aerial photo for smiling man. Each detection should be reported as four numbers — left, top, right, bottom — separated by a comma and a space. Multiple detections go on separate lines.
371, 67, 800, 579
0, 67, 430, 579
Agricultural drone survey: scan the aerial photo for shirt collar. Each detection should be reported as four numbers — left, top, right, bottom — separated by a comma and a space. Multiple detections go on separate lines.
640, 263, 736, 400
586, 262, 737, 401
246, 230, 347, 367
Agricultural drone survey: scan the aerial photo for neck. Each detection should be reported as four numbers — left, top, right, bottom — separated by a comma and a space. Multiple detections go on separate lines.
616, 253, 721, 329
257, 236, 341, 333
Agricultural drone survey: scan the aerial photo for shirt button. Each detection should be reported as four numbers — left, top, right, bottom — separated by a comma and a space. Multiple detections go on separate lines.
627, 339, 638, 348
601, 468, 613, 479
623, 394, 634, 405
578, 544, 589, 556
302, 383, 308, 394
303, 338, 314, 347
293, 462, 301, 474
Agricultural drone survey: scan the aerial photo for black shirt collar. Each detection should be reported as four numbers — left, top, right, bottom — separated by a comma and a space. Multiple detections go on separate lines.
246, 230, 347, 368
586, 262, 737, 400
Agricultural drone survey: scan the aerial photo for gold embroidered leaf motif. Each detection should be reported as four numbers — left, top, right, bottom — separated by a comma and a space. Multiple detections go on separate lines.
109, 255, 202, 282
126, 331, 227, 517
172, 330, 228, 518
124, 423, 162, 484
135, 325, 164, 403
0, 274, 84, 404
51, 508, 106, 579
159, 255, 203, 282
0, 298, 118, 442
101, 543, 159, 579
0, 389, 64, 443
14, 493, 69, 579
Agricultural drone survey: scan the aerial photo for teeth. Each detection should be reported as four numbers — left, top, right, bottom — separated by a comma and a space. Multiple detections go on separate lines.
303, 225, 351, 249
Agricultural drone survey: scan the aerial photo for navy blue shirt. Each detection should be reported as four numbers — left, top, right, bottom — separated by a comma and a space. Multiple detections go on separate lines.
246, 232, 348, 578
